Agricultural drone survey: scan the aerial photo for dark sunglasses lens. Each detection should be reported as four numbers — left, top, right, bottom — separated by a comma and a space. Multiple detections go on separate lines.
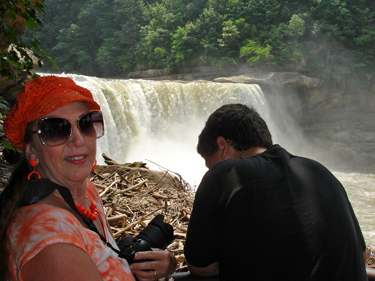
79, 111, 104, 139
40, 118, 71, 146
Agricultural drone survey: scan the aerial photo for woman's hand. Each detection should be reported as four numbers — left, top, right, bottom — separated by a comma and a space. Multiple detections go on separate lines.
129, 248, 177, 281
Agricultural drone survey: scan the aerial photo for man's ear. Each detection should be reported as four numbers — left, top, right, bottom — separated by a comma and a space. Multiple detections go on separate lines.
216, 136, 229, 159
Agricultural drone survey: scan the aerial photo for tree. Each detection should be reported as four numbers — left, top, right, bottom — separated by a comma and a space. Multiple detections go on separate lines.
0, 0, 55, 80
218, 20, 240, 48
46, 0, 113, 75
136, 1, 176, 68
286, 14, 306, 66
195, 7, 223, 61
307, 0, 375, 79
21, 0, 86, 68
240, 40, 274, 66
97, 0, 146, 75
170, 23, 197, 67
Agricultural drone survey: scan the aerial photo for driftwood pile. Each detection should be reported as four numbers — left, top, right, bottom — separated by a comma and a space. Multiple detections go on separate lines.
367, 247, 375, 268
90, 154, 195, 272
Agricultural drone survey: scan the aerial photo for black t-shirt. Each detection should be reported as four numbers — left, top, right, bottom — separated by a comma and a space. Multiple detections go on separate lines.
184, 145, 367, 280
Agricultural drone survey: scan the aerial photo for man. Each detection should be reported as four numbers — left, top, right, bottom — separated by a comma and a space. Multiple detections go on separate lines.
184, 104, 367, 280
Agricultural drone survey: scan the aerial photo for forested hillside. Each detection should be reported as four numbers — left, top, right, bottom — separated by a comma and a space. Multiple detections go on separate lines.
21, 0, 375, 83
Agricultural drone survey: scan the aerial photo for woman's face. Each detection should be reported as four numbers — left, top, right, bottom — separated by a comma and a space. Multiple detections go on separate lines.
25, 102, 97, 187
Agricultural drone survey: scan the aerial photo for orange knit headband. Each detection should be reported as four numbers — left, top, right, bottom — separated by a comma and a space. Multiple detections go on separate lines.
4, 76, 100, 150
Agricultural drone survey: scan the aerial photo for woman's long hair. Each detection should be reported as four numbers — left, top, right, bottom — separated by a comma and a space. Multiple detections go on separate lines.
0, 123, 34, 281
0, 158, 31, 281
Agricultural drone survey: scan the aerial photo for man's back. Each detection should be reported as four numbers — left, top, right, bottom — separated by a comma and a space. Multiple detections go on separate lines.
185, 145, 367, 280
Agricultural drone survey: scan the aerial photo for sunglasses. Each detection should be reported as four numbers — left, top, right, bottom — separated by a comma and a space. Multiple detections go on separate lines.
30, 111, 104, 147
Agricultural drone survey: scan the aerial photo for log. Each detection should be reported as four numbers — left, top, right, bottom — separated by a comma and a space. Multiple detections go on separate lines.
100, 179, 120, 197
107, 214, 127, 223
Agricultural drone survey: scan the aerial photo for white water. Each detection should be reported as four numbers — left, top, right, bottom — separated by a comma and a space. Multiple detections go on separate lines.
46, 74, 375, 247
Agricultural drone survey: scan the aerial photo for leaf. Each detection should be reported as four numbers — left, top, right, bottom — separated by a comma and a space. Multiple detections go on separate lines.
1, 99, 9, 108
32, 42, 42, 53
8, 59, 19, 67
25, 17, 38, 30
34, 1, 44, 9
8, 11, 16, 21
0, 140, 16, 152
49, 57, 58, 68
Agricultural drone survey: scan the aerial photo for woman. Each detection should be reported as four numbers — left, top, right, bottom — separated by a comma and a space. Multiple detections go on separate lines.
0, 76, 177, 281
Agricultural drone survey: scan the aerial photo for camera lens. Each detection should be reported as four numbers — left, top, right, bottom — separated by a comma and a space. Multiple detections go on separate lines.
137, 215, 174, 249
116, 215, 175, 264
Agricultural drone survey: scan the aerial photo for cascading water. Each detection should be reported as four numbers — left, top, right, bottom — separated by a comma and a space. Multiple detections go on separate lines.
42, 73, 375, 247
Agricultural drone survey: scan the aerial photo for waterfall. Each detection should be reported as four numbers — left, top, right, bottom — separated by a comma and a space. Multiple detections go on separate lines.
46, 73, 306, 187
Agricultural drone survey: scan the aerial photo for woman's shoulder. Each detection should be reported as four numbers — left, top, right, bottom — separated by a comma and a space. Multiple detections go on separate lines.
8, 205, 96, 278
10, 204, 92, 253
9, 204, 89, 250
11, 204, 84, 237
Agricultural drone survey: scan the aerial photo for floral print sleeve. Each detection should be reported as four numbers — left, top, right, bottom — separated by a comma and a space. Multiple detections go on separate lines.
8, 180, 135, 281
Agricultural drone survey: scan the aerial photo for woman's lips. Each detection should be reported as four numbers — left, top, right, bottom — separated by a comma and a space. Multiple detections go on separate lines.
65, 154, 87, 162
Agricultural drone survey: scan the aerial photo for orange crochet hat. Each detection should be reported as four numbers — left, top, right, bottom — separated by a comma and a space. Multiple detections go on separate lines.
4, 76, 100, 150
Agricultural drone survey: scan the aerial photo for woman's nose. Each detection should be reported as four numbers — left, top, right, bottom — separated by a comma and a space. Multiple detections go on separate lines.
68, 124, 85, 146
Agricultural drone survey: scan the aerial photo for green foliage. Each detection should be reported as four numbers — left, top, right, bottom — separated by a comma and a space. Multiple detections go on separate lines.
0, 0, 56, 80
240, 40, 274, 65
0, 97, 9, 117
195, 7, 224, 63
170, 25, 194, 66
218, 20, 240, 47
14, 0, 375, 83
135, 1, 174, 68
288, 14, 305, 38
0, 96, 15, 152
308, 0, 375, 71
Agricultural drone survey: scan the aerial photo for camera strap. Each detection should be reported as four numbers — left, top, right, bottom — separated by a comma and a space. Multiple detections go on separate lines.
23, 179, 134, 261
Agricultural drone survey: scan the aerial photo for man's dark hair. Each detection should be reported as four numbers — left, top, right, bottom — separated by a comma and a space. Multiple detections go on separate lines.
197, 104, 273, 157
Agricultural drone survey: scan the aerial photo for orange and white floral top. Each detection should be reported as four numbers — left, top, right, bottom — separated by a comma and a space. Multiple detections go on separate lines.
8, 180, 135, 281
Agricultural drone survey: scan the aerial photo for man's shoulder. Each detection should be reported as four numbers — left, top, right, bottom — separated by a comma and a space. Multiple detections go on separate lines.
207, 144, 330, 183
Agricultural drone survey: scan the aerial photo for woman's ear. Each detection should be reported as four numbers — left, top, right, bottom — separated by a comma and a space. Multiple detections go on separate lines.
24, 143, 38, 165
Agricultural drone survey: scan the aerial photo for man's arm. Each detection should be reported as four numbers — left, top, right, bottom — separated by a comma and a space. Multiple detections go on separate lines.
186, 261, 219, 277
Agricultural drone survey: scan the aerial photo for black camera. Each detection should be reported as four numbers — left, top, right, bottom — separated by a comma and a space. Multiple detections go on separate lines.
117, 215, 175, 264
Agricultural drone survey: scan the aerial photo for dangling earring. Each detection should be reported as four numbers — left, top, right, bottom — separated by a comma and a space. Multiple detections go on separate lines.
91, 159, 97, 171
27, 160, 41, 180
